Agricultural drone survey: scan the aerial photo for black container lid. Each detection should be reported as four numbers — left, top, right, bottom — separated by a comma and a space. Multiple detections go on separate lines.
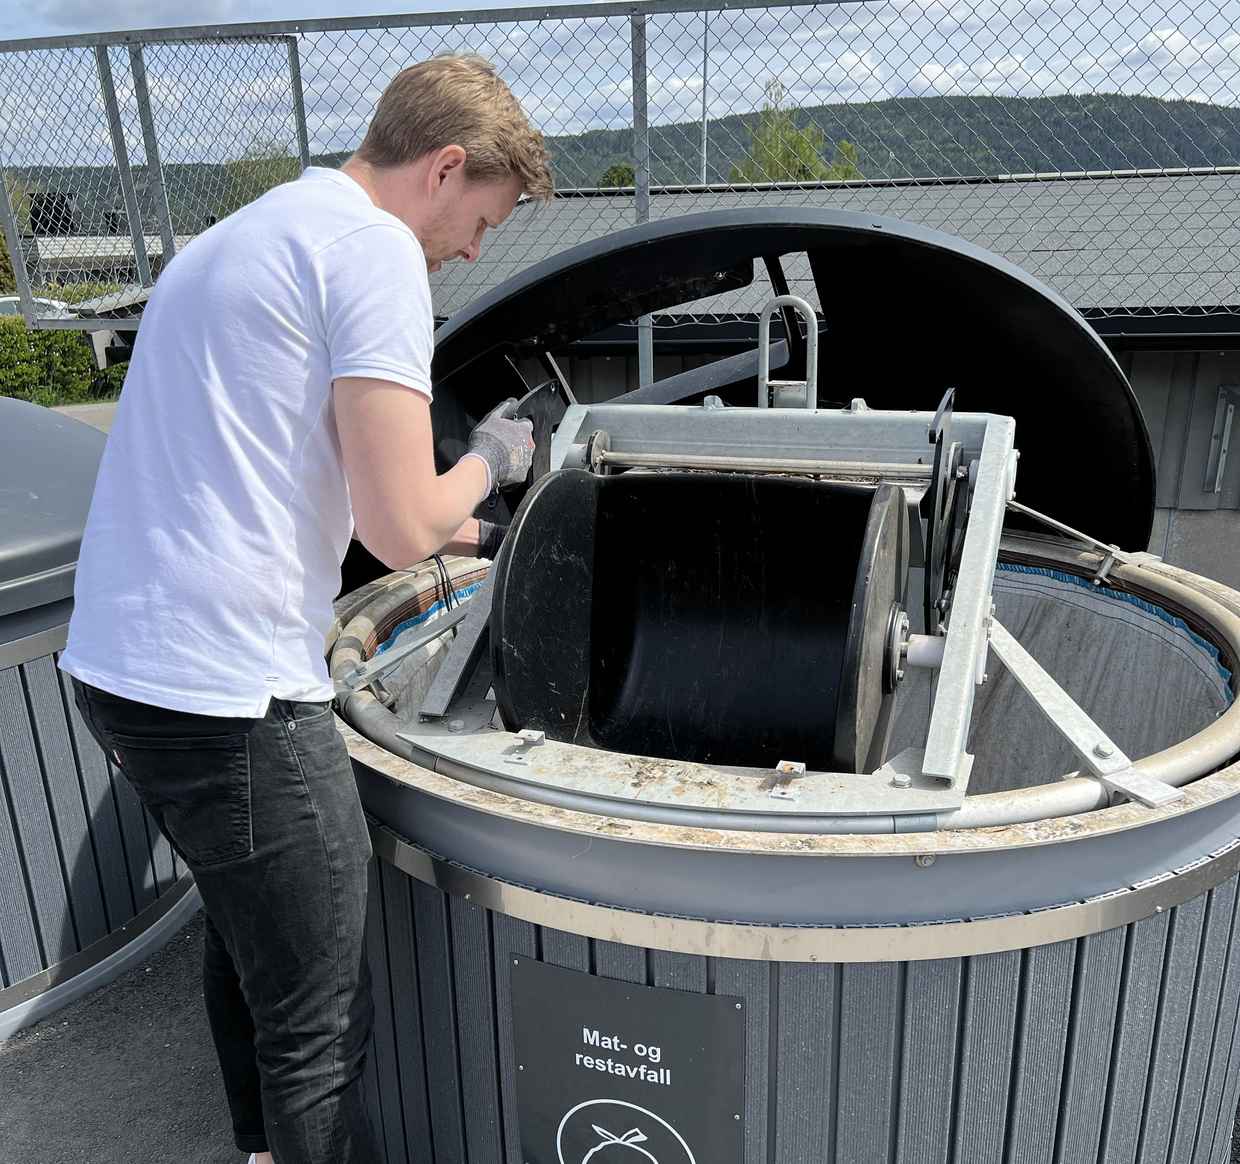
433, 208, 1156, 550
0, 398, 105, 619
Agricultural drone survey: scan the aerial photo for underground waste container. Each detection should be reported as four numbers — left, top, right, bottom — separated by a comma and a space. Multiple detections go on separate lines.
0, 398, 197, 1039
332, 211, 1240, 1163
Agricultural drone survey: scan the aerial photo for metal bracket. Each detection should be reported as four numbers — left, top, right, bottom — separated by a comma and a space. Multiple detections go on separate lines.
507, 729, 545, 765
340, 604, 470, 693
1205, 386, 1240, 495
758, 295, 818, 410
988, 619, 1183, 808
767, 760, 806, 800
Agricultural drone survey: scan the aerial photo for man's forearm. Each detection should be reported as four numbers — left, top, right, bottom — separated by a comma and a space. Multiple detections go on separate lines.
440, 517, 481, 557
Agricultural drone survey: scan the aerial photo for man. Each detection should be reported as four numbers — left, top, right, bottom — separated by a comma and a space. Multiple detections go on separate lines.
59, 54, 552, 1163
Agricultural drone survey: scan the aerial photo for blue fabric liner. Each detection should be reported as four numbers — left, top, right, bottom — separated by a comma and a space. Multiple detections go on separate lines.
375, 580, 486, 654
996, 562, 1234, 688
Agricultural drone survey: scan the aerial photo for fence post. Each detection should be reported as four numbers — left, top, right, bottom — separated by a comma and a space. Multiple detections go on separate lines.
95, 45, 152, 286
286, 36, 312, 171
0, 169, 37, 322
700, 9, 709, 184
128, 44, 176, 266
630, 12, 653, 388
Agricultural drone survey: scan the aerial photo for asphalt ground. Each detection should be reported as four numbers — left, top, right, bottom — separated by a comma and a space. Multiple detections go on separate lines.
3, 904, 1240, 1162
0, 912, 241, 1164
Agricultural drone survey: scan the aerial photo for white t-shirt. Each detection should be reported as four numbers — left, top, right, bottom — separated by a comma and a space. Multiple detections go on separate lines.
59, 166, 434, 716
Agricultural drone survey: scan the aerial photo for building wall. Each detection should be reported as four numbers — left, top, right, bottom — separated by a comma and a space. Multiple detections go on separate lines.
1122, 350, 1240, 590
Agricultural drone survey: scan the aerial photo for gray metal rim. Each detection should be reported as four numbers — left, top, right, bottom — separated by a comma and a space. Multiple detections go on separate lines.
370, 822, 1240, 963
0, 622, 68, 670
0, 874, 199, 1035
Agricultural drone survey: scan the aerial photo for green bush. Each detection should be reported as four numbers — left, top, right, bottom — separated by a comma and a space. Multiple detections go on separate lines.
0, 316, 102, 407
91, 360, 128, 400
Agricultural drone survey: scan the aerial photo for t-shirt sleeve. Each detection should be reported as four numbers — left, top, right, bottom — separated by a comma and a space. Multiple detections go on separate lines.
316, 223, 434, 399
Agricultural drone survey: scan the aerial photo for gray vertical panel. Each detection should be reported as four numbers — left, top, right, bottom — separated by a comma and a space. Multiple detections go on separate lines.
593, 939, 646, 984
365, 860, 408, 1164
1192, 896, 1240, 1164
59, 667, 135, 930
541, 926, 590, 971
412, 880, 467, 1164
110, 760, 156, 911
23, 657, 108, 949
450, 896, 504, 1164
953, 950, 1021, 1163
1056, 929, 1126, 1164
1205, 946, 1240, 1164
378, 862, 433, 1164
897, 959, 961, 1164
0, 719, 41, 985
773, 962, 835, 1162
142, 805, 175, 895
0, 665, 73, 964
361, 1030, 389, 1164
716, 958, 770, 1164
1099, 912, 1170, 1164
494, 914, 538, 1164
1006, 940, 1076, 1163
1145, 351, 1196, 509
837, 962, 902, 1162
1138, 893, 1208, 1164
1168, 877, 1240, 1164
650, 950, 707, 992
1129, 351, 1172, 485
1178, 351, 1229, 511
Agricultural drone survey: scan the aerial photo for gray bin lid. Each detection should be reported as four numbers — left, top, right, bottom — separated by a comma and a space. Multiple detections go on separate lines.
0, 398, 105, 618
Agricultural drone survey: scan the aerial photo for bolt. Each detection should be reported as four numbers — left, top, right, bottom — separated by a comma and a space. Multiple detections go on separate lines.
735, 1003, 742, 1010
891, 772, 912, 789
915, 854, 936, 868
519, 1064, 525, 1071
733, 1114, 741, 1121
1094, 741, 1115, 759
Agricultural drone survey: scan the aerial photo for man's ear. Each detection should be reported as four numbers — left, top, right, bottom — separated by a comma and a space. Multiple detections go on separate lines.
429, 144, 467, 191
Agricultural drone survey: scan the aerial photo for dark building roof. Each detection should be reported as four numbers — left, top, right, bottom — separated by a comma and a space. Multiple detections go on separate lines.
427, 170, 1240, 328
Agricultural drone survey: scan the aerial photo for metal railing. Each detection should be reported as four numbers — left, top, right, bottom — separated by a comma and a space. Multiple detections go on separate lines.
1, 0, 1239, 340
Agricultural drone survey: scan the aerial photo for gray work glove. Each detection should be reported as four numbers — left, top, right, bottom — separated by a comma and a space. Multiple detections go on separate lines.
464, 398, 534, 493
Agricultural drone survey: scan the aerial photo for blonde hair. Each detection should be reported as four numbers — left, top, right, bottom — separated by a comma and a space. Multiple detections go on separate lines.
356, 53, 553, 202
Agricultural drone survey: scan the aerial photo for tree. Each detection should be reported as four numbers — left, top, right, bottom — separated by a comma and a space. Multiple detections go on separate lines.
217, 136, 302, 220
731, 79, 863, 184
599, 162, 635, 187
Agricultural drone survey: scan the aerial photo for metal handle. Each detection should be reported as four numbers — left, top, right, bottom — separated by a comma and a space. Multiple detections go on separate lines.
758, 294, 819, 410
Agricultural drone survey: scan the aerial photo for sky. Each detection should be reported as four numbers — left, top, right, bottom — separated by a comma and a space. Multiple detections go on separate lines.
2, 0, 1240, 177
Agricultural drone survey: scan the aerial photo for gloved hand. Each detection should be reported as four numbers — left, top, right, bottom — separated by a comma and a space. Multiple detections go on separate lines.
464, 398, 534, 494
477, 518, 507, 561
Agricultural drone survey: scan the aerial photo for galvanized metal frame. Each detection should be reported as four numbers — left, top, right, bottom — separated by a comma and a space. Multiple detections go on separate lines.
94, 45, 151, 287
127, 44, 176, 267
0, 169, 36, 318
285, 35, 312, 173
0, 0, 826, 54
630, 13, 654, 388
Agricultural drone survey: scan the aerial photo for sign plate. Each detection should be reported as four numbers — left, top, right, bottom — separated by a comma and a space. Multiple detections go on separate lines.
510, 955, 745, 1164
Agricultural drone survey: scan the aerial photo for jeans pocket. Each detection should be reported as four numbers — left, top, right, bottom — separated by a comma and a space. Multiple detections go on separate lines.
108, 732, 253, 867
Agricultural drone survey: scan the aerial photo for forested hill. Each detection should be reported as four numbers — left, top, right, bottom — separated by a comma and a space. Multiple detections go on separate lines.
14, 93, 1240, 236
544, 92, 1240, 187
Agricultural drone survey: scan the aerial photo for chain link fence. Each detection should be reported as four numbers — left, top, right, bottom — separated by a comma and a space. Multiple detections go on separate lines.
1, 0, 1239, 331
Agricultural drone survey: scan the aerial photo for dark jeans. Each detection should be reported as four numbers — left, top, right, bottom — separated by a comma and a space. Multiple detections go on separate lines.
71, 678, 381, 1163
